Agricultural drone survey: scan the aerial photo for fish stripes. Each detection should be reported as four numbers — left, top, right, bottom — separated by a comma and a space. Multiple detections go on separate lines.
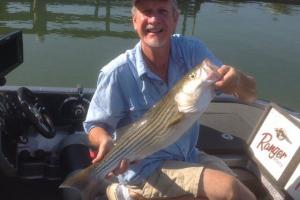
94, 94, 178, 178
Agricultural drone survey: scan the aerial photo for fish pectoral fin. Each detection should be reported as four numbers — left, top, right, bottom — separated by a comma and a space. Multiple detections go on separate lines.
60, 165, 111, 200
167, 113, 184, 128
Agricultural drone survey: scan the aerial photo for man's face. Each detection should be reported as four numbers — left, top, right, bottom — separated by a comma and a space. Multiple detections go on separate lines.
132, 0, 178, 49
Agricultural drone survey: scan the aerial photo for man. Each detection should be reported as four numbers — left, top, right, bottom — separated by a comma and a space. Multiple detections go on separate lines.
84, 0, 257, 199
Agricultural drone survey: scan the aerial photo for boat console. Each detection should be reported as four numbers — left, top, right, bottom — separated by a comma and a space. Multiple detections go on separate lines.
0, 31, 92, 199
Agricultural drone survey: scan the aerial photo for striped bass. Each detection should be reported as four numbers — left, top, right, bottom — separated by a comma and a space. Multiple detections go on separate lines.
60, 59, 221, 199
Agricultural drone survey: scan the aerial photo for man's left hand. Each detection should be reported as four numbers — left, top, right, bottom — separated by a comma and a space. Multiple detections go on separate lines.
214, 65, 256, 104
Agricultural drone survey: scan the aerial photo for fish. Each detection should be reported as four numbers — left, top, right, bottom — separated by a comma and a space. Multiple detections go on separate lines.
60, 58, 221, 200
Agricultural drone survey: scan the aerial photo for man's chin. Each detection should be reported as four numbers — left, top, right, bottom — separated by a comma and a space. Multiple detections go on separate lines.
144, 39, 168, 48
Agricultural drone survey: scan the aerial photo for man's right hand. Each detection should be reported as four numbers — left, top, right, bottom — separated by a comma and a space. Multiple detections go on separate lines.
88, 127, 130, 179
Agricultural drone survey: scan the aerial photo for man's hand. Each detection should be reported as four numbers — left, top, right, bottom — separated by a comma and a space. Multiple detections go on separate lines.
215, 65, 256, 104
91, 133, 113, 163
88, 127, 130, 179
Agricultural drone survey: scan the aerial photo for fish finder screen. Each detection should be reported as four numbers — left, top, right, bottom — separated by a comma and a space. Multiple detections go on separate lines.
0, 31, 23, 77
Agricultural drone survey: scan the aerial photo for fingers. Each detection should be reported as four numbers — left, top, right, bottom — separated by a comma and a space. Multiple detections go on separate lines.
92, 144, 107, 163
106, 159, 130, 179
217, 65, 230, 76
214, 65, 239, 92
92, 139, 114, 164
88, 127, 114, 164
214, 64, 257, 103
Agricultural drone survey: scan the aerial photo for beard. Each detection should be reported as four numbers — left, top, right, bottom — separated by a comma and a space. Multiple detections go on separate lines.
142, 35, 170, 48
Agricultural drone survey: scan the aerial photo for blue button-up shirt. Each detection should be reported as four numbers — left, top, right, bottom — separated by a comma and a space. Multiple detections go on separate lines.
84, 34, 222, 185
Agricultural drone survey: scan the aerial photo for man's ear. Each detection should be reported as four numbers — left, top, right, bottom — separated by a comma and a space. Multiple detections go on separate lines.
132, 15, 137, 31
174, 12, 179, 24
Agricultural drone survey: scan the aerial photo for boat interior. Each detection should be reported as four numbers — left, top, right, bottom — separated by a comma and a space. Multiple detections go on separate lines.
0, 31, 298, 200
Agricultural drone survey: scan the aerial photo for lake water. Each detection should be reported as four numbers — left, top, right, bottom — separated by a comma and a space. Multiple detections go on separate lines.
0, 0, 300, 110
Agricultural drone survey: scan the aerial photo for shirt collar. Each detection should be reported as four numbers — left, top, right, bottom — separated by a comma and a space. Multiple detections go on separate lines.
135, 42, 163, 81
134, 35, 185, 79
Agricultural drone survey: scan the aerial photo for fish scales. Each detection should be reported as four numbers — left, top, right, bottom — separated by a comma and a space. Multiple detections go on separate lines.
129, 102, 179, 156
98, 94, 176, 163
60, 59, 221, 200
95, 97, 177, 176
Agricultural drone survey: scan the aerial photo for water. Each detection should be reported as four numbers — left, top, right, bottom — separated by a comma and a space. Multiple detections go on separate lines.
0, 0, 299, 111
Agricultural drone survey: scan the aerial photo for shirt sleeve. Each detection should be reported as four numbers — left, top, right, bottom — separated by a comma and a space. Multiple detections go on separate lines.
83, 70, 127, 135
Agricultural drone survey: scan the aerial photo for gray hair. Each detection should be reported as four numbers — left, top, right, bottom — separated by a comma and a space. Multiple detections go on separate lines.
131, 0, 180, 17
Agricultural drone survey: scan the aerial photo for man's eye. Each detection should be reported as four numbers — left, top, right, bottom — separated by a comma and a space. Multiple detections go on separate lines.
159, 9, 168, 15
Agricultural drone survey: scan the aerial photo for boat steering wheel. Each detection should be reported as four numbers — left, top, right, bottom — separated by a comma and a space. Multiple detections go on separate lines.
17, 87, 55, 138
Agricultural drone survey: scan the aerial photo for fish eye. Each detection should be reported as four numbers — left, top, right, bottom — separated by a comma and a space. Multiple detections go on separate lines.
189, 72, 196, 79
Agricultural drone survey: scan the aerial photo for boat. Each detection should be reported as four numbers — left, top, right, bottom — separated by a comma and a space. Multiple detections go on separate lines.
0, 31, 299, 200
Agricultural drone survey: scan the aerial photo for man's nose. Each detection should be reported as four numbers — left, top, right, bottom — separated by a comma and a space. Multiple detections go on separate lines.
148, 12, 162, 23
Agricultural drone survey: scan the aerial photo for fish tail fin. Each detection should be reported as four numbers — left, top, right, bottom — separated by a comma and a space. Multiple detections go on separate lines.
59, 165, 110, 200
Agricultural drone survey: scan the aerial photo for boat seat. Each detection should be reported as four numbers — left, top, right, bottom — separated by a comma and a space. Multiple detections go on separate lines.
198, 124, 270, 199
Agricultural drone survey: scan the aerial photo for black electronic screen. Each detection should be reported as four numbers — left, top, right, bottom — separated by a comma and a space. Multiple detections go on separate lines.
0, 31, 23, 78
